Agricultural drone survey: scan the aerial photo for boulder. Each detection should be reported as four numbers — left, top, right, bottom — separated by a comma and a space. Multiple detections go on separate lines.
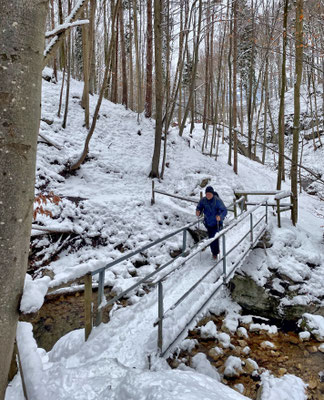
229, 274, 324, 322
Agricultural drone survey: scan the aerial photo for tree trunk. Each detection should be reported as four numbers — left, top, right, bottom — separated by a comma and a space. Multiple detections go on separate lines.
145, 0, 153, 117
81, 8, 90, 128
179, 0, 202, 137
70, 0, 121, 171
291, 0, 303, 225
120, 4, 128, 108
233, 0, 238, 174
128, 4, 134, 110
133, 0, 143, 114
0, 1, 47, 396
277, 0, 288, 190
62, 1, 72, 129
149, 0, 163, 178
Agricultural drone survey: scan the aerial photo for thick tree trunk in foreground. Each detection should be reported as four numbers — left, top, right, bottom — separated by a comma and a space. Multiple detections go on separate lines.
0, 0, 47, 397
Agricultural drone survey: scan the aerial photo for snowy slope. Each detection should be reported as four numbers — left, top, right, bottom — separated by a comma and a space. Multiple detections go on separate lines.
6, 70, 323, 399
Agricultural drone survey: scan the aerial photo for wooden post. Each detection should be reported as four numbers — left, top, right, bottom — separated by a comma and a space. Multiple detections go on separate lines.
200, 191, 203, 199
233, 198, 237, 218
151, 180, 155, 205
276, 199, 281, 228
244, 194, 248, 211
84, 273, 93, 341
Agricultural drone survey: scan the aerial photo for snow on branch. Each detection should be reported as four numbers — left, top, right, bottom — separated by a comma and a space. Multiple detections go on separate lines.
43, 0, 89, 67
45, 20, 89, 39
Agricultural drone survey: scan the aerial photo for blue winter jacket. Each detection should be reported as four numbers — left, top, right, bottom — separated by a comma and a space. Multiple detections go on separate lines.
196, 195, 227, 228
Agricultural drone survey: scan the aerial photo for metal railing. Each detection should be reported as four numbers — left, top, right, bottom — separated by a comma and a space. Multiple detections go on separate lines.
151, 181, 244, 217
83, 191, 249, 340
83, 217, 204, 340
154, 200, 268, 356
234, 189, 293, 228
82, 197, 268, 360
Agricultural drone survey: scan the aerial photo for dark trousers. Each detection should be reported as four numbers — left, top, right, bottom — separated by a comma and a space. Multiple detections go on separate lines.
206, 224, 222, 256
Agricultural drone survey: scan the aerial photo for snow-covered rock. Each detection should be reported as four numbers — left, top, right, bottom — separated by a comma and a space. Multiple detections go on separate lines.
237, 327, 248, 339
260, 341, 276, 349
200, 321, 218, 339
298, 313, 324, 341
258, 371, 307, 400
208, 346, 224, 360
298, 331, 310, 342
217, 332, 231, 348
224, 356, 243, 378
191, 353, 221, 382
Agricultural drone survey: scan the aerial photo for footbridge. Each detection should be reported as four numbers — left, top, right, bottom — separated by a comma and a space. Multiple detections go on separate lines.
81, 188, 293, 357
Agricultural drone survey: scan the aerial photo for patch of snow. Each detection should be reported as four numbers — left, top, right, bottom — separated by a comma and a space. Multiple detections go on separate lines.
20, 275, 51, 314
191, 353, 221, 382
259, 371, 307, 400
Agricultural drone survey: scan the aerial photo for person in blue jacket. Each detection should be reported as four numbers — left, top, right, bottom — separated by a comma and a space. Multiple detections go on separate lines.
196, 186, 227, 259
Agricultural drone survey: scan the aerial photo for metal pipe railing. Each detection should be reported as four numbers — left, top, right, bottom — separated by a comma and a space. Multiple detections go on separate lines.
156, 200, 268, 356
83, 194, 269, 351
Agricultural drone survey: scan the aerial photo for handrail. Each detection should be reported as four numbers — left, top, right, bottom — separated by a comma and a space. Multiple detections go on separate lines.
88, 216, 204, 327
155, 199, 268, 356
82, 196, 269, 350
91, 218, 202, 276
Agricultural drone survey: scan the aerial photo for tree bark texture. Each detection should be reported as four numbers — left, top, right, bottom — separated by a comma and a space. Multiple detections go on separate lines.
0, 0, 47, 397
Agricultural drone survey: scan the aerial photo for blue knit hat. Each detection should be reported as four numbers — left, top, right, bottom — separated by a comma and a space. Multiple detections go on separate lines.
205, 186, 214, 194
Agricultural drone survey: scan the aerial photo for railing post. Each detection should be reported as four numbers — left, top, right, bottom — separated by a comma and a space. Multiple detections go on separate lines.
95, 270, 105, 326
222, 234, 227, 284
151, 180, 155, 205
276, 198, 281, 228
250, 213, 254, 244
244, 194, 248, 211
158, 281, 164, 354
233, 198, 237, 218
265, 200, 268, 224
182, 229, 187, 256
84, 273, 93, 341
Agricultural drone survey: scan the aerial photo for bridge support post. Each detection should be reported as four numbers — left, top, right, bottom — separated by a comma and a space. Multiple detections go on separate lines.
158, 281, 164, 354
95, 270, 105, 326
222, 235, 227, 284
84, 273, 93, 341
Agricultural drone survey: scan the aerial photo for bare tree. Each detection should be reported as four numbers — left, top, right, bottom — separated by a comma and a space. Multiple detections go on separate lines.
291, 0, 304, 225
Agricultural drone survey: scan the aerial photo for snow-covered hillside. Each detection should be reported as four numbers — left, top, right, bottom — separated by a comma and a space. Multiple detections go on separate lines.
6, 70, 324, 399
